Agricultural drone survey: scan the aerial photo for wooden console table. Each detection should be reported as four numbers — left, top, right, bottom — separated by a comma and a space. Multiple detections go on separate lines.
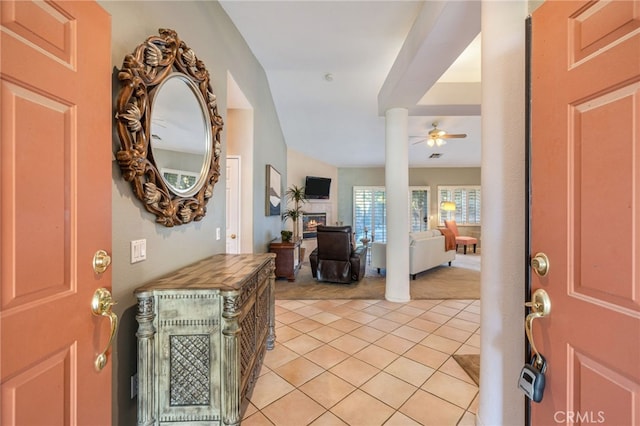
269, 238, 302, 281
134, 253, 276, 426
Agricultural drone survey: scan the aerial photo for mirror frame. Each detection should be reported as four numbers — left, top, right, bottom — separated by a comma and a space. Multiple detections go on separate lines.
115, 28, 223, 227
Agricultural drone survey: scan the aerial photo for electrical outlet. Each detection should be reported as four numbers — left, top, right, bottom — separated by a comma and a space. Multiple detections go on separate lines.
130, 373, 138, 399
216, 227, 221, 240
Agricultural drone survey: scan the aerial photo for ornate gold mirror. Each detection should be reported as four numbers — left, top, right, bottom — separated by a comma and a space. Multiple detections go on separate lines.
115, 29, 223, 227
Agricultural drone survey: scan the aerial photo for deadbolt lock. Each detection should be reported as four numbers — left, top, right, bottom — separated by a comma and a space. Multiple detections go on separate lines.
530, 252, 549, 277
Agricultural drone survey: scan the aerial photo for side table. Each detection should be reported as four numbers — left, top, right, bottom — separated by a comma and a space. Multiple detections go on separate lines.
269, 238, 302, 281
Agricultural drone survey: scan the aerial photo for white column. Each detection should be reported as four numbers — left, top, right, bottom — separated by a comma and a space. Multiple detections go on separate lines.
384, 108, 410, 302
478, 1, 527, 425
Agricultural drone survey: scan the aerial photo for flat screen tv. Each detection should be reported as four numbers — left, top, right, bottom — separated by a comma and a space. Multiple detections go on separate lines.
304, 176, 331, 199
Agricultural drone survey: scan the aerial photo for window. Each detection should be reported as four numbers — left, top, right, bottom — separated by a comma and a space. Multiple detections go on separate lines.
409, 187, 430, 232
353, 187, 386, 243
353, 186, 431, 243
438, 186, 481, 226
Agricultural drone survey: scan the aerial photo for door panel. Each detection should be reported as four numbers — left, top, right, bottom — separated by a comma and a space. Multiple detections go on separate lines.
530, 1, 639, 424
1, 1, 112, 424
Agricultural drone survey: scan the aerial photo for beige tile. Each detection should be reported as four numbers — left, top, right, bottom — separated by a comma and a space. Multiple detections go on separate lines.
455, 344, 480, 355
263, 344, 300, 369
282, 334, 324, 355
360, 371, 418, 409
395, 305, 426, 317
276, 311, 305, 324
374, 300, 406, 310
422, 371, 479, 409
349, 325, 387, 343
242, 401, 258, 419
374, 334, 415, 355
433, 324, 473, 343
277, 300, 307, 311
391, 325, 429, 343
307, 325, 345, 343
458, 411, 477, 426
274, 357, 324, 387
456, 310, 481, 324
299, 371, 356, 409
342, 299, 376, 310
346, 310, 378, 324
383, 411, 422, 426
441, 299, 472, 310
261, 389, 325, 426
325, 305, 359, 317
419, 310, 452, 324
310, 311, 342, 325
354, 344, 399, 369
327, 334, 369, 355
382, 310, 415, 324
407, 300, 440, 311
403, 344, 449, 370
431, 304, 462, 317
309, 411, 348, 426
406, 317, 441, 333
330, 357, 380, 387
248, 371, 295, 409
273, 325, 302, 343
328, 318, 362, 333
464, 304, 481, 314
293, 304, 325, 317
362, 304, 392, 317
384, 356, 435, 387
310, 300, 348, 310
465, 332, 481, 348
367, 317, 402, 333
241, 411, 275, 426
330, 389, 395, 426
288, 318, 324, 333
420, 333, 463, 354
446, 317, 480, 333
469, 393, 479, 414
399, 389, 465, 426
305, 344, 350, 370
438, 356, 477, 385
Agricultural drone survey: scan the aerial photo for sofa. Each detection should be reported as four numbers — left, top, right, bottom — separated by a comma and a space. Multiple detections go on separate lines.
370, 229, 456, 279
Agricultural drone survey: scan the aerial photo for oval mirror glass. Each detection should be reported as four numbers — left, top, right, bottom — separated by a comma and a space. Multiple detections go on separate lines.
150, 73, 212, 197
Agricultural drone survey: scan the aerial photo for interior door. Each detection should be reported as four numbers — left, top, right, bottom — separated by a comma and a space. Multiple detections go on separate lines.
1, 1, 113, 424
530, 1, 639, 424
226, 155, 241, 253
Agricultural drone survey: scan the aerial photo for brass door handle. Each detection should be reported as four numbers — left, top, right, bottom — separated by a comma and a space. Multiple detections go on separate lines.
230, 234, 237, 239
93, 250, 111, 274
91, 288, 118, 371
525, 289, 551, 364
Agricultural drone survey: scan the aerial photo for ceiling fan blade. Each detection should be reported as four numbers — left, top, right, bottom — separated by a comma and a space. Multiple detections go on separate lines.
441, 133, 467, 139
411, 138, 427, 145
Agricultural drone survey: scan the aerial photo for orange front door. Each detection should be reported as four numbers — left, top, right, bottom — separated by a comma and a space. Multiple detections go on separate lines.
530, 0, 639, 424
1, 1, 112, 424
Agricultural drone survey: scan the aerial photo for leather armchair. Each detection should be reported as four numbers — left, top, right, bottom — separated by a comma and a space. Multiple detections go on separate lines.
309, 225, 367, 283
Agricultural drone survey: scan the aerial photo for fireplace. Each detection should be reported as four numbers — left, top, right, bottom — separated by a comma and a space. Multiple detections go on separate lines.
302, 212, 326, 239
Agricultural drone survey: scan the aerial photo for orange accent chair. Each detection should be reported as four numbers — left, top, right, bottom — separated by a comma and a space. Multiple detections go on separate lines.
444, 220, 478, 254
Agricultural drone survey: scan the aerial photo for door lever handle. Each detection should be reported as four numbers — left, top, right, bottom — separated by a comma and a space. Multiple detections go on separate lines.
91, 288, 118, 371
525, 289, 551, 367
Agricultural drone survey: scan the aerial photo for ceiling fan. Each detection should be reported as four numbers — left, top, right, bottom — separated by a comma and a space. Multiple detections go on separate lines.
411, 122, 467, 147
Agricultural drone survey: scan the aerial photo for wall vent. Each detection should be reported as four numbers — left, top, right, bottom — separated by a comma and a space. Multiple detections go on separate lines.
429, 153, 443, 158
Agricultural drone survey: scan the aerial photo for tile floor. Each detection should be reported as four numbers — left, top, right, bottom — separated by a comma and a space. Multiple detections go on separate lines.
242, 298, 480, 425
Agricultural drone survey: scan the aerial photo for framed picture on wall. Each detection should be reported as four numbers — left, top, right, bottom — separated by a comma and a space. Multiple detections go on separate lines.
266, 164, 281, 216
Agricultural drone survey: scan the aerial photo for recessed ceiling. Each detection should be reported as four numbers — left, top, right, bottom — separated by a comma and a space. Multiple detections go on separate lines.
220, 1, 481, 168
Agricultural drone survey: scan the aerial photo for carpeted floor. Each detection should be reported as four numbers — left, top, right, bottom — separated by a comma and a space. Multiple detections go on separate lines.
275, 253, 480, 300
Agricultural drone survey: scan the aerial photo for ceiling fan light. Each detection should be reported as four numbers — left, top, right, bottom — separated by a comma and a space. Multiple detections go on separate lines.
427, 139, 435, 147
436, 138, 446, 147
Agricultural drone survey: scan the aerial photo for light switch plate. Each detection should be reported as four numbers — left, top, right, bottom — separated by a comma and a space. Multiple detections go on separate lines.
131, 239, 146, 263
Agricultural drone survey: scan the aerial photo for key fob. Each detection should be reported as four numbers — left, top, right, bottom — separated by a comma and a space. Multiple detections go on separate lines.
518, 354, 546, 402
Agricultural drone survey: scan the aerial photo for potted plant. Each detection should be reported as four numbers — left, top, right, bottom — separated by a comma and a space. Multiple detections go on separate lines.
282, 184, 306, 241
280, 230, 293, 242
